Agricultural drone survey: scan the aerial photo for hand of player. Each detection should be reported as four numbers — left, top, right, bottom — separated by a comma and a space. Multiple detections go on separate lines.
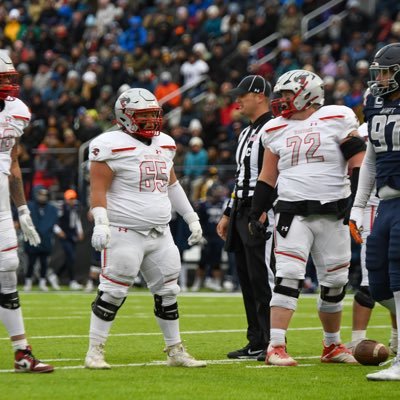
188, 220, 207, 246
248, 212, 271, 241
19, 213, 41, 246
349, 206, 364, 244
92, 224, 111, 251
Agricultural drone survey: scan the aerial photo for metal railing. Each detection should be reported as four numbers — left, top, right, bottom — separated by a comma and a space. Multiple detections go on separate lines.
301, 0, 348, 41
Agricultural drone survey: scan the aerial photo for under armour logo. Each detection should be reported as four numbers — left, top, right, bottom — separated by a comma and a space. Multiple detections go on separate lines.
156, 149, 161, 154
281, 226, 289, 231
118, 227, 128, 232
91, 148, 100, 156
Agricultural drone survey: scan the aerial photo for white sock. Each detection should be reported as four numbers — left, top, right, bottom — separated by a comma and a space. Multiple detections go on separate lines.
155, 317, 181, 347
393, 291, 400, 354
88, 312, 113, 347
324, 331, 341, 346
390, 328, 398, 345
0, 307, 25, 338
270, 328, 286, 347
351, 330, 367, 343
12, 338, 28, 351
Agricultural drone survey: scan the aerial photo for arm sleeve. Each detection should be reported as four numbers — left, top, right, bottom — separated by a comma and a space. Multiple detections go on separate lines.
353, 141, 376, 208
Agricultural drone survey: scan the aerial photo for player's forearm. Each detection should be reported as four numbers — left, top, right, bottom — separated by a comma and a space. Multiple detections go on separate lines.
353, 143, 376, 208
9, 163, 27, 207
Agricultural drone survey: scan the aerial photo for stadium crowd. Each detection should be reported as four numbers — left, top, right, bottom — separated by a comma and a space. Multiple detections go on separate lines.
1, 0, 400, 286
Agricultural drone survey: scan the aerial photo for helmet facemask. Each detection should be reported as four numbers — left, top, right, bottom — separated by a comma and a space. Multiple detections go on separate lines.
368, 63, 400, 98
121, 107, 163, 138
0, 70, 20, 100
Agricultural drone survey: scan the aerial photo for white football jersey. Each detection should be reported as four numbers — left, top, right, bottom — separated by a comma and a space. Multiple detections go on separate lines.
89, 130, 176, 231
262, 105, 358, 202
0, 97, 30, 175
358, 122, 379, 207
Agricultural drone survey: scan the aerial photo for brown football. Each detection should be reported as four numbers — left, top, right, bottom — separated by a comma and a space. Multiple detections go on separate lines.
353, 339, 390, 365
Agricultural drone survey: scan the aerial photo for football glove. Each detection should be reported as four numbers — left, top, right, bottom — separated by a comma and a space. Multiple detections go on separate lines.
18, 206, 41, 246
184, 211, 206, 246
349, 206, 364, 245
248, 219, 271, 241
91, 224, 111, 251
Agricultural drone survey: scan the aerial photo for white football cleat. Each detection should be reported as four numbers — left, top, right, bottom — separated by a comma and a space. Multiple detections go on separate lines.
367, 357, 400, 381
23, 279, 32, 292
85, 344, 111, 369
165, 343, 206, 367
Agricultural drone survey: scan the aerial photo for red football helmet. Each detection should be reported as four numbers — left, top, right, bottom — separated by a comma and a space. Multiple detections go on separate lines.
0, 51, 20, 100
114, 88, 163, 138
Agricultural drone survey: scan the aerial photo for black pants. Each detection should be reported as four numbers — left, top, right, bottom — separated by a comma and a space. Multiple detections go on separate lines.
232, 204, 274, 349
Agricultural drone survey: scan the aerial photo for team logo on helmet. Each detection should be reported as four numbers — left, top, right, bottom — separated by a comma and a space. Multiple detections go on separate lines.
119, 96, 130, 108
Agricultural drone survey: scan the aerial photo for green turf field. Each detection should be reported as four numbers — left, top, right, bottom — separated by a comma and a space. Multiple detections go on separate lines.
1, 290, 399, 400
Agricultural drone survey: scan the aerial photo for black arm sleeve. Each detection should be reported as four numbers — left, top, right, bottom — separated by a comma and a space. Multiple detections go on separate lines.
250, 180, 275, 221
350, 167, 360, 198
339, 136, 366, 160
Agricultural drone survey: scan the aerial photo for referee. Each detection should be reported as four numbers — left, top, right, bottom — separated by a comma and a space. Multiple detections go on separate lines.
217, 75, 275, 361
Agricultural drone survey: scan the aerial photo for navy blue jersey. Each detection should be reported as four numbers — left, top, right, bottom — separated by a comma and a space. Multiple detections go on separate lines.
196, 199, 225, 241
364, 94, 400, 191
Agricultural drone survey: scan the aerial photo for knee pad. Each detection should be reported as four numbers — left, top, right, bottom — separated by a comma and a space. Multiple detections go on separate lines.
318, 285, 346, 313
154, 294, 179, 320
354, 286, 375, 309
270, 278, 303, 310
0, 291, 20, 310
91, 291, 126, 321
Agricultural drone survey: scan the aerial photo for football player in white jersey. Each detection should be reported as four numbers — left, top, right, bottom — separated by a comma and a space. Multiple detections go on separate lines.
249, 70, 366, 366
85, 87, 206, 368
348, 122, 397, 353
0, 50, 53, 372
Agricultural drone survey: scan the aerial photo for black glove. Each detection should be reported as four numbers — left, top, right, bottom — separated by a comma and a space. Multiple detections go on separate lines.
248, 219, 272, 241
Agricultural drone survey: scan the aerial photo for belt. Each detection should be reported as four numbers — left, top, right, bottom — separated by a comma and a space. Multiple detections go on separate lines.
236, 197, 252, 207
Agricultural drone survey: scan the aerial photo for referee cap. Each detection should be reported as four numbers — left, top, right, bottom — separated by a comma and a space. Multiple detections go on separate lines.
230, 75, 271, 97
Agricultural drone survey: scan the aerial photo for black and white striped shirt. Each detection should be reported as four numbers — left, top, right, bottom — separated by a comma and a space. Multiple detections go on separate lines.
225, 112, 273, 214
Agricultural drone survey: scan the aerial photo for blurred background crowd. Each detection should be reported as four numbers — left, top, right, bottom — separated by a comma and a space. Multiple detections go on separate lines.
2, 0, 400, 290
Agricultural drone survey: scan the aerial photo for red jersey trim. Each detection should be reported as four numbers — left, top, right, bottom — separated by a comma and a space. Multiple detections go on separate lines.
100, 273, 131, 287
111, 147, 136, 153
11, 115, 30, 121
1, 245, 18, 252
327, 263, 349, 273
265, 124, 288, 133
319, 115, 345, 120
275, 250, 306, 263
160, 145, 176, 150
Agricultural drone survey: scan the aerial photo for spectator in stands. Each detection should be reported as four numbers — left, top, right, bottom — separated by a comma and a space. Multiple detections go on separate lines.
154, 71, 181, 113
118, 16, 147, 52
31, 144, 59, 190
183, 137, 208, 202
277, 2, 303, 39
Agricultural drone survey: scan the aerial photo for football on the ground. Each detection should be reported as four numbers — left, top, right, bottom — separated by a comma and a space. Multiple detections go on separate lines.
353, 339, 390, 365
